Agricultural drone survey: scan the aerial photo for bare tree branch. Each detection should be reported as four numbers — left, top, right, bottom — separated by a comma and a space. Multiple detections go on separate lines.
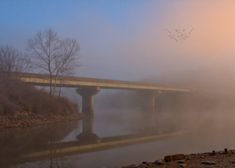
28, 29, 80, 95
0, 46, 31, 75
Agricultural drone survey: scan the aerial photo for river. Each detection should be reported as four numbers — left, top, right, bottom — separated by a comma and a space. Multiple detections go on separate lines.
1, 105, 235, 168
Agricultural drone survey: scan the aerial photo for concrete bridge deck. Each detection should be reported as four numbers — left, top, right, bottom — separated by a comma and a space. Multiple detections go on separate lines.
15, 73, 189, 92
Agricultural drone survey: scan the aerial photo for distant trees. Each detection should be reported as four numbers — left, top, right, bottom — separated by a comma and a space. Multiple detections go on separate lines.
0, 46, 31, 74
28, 29, 80, 95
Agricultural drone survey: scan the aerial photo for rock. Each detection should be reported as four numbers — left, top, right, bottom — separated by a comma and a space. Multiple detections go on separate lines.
141, 162, 156, 168
141, 161, 152, 167
230, 161, 235, 164
153, 160, 164, 165
0, 105, 4, 114
185, 156, 191, 160
218, 151, 223, 154
178, 163, 187, 168
201, 160, 216, 165
224, 148, 228, 154
164, 155, 171, 162
164, 154, 185, 162
138, 163, 149, 168
177, 160, 185, 164
210, 150, 216, 156
199, 155, 205, 159
122, 164, 137, 168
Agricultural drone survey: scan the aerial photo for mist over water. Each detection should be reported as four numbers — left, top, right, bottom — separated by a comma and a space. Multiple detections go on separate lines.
1, 1, 235, 167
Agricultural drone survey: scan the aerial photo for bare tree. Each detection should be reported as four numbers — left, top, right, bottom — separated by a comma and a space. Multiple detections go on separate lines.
0, 46, 31, 74
28, 29, 79, 95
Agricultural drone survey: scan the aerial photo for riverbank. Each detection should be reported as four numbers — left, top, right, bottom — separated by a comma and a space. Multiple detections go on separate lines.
0, 113, 81, 128
0, 74, 81, 128
123, 148, 235, 168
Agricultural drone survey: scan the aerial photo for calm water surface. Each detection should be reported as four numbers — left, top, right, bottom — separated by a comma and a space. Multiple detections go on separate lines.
1, 107, 235, 168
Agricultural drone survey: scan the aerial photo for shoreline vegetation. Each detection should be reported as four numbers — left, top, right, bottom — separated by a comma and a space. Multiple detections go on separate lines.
0, 74, 81, 129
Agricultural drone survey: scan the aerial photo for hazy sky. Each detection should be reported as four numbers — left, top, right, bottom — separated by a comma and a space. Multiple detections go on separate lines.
1, 0, 235, 82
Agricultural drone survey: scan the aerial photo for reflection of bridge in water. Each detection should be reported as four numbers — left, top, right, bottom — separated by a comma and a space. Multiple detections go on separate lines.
1, 117, 188, 167
17, 129, 188, 165
15, 73, 190, 144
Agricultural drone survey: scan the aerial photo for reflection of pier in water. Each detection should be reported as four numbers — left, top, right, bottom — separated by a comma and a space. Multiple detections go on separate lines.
18, 130, 187, 165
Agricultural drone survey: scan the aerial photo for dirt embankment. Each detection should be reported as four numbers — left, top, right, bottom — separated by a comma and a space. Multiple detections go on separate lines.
0, 74, 81, 128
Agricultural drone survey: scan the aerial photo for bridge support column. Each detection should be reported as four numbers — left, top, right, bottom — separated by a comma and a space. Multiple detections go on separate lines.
148, 91, 161, 113
76, 87, 99, 116
141, 91, 162, 131
143, 91, 157, 113
150, 93, 156, 113
76, 87, 99, 143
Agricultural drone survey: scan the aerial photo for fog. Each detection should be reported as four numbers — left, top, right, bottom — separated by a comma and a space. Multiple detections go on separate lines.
1, 2, 235, 164
53, 1, 235, 143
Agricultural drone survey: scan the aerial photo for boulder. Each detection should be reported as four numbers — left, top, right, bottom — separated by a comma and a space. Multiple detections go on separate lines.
164, 154, 185, 162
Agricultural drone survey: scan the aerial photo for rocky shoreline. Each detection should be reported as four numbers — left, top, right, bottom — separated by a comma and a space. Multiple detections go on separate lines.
0, 113, 81, 128
123, 148, 235, 168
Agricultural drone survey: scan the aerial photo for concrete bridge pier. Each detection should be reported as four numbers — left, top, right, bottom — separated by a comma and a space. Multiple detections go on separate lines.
141, 91, 162, 131
149, 92, 156, 113
143, 91, 157, 113
148, 90, 161, 113
76, 87, 100, 143
76, 87, 99, 115
154, 91, 162, 113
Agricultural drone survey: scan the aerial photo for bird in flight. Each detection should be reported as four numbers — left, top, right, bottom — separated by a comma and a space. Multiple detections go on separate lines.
166, 27, 194, 42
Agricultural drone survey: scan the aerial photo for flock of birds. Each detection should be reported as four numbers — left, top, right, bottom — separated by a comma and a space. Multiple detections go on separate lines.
166, 27, 194, 42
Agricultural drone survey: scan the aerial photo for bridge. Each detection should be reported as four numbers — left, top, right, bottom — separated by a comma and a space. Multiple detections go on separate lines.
15, 73, 189, 140
15, 72, 189, 112
15, 73, 189, 91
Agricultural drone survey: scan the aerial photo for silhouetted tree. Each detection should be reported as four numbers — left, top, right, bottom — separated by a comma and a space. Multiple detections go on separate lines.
28, 29, 80, 95
0, 46, 31, 74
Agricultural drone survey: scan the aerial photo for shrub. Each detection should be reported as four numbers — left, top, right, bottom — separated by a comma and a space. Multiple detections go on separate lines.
0, 74, 78, 117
